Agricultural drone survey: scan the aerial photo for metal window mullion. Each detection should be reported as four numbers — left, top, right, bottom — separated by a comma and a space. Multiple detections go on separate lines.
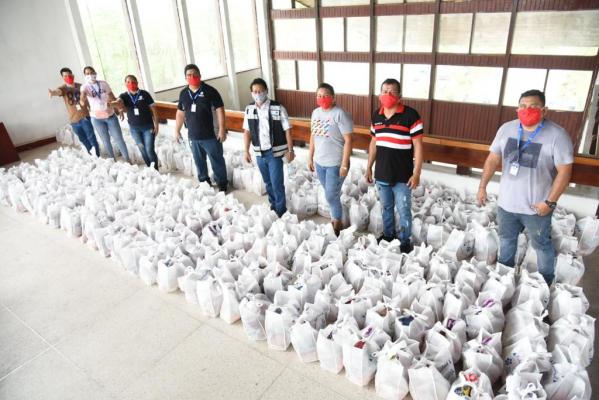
177, 0, 195, 65
64, 0, 93, 71
468, 12, 475, 54
125, 0, 155, 95
219, 0, 241, 110
256, 0, 275, 93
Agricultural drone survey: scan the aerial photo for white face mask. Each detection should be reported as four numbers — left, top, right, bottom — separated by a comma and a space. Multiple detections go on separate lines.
252, 91, 268, 104
85, 74, 97, 84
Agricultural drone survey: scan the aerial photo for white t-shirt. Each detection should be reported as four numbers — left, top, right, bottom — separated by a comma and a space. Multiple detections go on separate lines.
311, 106, 353, 167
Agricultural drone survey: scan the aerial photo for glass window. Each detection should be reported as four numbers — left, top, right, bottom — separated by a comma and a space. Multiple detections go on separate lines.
512, 10, 599, 56
405, 15, 434, 52
545, 70, 593, 111
322, 18, 344, 52
276, 60, 296, 90
135, 0, 185, 90
434, 65, 503, 104
502, 68, 547, 107
323, 62, 370, 95
272, 0, 293, 9
374, 63, 401, 94
471, 13, 511, 54
438, 13, 472, 53
186, 0, 227, 79
227, 0, 261, 72
298, 60, 318, 91
346, 17, 370, 52
77, 0, 139, 88
403, 64, 431, 99
376, 15, 404, 52
321, 0, 369, 5
273, 19, 317, 51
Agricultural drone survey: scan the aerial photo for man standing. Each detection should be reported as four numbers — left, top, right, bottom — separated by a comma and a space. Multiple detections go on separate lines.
478, 89, 573, 283
48, 67, 99, 155
365, 78, 423, 253
175, 64, 228, 191
243, 78, 294, 216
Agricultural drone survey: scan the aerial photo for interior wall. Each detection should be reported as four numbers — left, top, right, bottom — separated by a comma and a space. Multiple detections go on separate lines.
0, 0, 82, 147
153, 76, 233, 107
236, 68, 265, 109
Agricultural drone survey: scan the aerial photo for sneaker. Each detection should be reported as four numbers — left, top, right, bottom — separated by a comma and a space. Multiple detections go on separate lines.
377, 235, 395, 244
218, 184, 229, 193
400, 242, 414, 254
200, 178, 213, 186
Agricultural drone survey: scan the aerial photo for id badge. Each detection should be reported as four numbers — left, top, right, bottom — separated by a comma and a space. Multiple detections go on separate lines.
191, 103, 197, 113
134, 107, 140, 116
509, 162, 520, 176
75, 104, 82, 111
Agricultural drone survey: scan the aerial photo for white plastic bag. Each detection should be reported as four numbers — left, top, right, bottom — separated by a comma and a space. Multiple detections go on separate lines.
554, 253, 585, 285
239, 294, 271, 341
374, 339, 419, 400
407, 356, 450, 400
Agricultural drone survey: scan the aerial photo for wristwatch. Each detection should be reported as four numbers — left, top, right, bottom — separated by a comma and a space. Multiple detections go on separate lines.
545, 200, 557, 209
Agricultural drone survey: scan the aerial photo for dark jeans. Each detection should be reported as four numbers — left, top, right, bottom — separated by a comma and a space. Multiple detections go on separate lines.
377, 181, 412, 245
188, 138, 228, 188
497, 206, 556, 283
129, 125, 158, 169
256, 149, 286, 216
71, 117, 99, 156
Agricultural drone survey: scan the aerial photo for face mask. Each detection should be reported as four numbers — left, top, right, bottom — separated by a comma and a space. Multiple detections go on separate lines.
85, 74, 97, 84
63, 75, 75, 85
252, 91, 268, 103
380, 93, 399, 109
317, 96, 333, 110
126, 82, 139, 92
517, 107, 542, 126
187, 75, 201, 87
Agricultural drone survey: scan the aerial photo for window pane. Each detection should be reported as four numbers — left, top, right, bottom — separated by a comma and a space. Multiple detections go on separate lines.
512, 10, 599, 56
434, 65, 503, 104
376, 15, 404, 52
323, 62, 370, 95
374, 63, 401, 94
322, 18, 344, 51
471, 13, 510, 54
274, 19, 317, 51
321, 0, 369, 5
77, 0, 139, 88
346, 17, 370, 52
227, 0, 261, 72
272, 0, 293, 9
186, 0, 226, 79
136, 0, 185, 90
298, 61, 318, 91
502, 68, 547, 107
276, 60, 296, 90
546, 70, 593, 112
438, 13, 472, 53
403, 64, 430, 99
405, 15, 434, 52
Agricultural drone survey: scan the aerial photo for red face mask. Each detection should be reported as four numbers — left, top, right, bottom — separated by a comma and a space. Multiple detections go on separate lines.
517, 107, 543, 126
63, 74, 75, 85
187, 75, 201, 87
379, 93, 399, 109
126, 82, 138, 92
317, 96, 333, 110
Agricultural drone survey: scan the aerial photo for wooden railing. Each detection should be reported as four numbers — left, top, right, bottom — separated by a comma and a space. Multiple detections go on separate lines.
155, 101, 599, 187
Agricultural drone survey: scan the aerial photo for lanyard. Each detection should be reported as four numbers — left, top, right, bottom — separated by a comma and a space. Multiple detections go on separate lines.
91, 83, 102, 97
128, 91, 140, 105
188, 87, 202, 102
516, 120, 544, 159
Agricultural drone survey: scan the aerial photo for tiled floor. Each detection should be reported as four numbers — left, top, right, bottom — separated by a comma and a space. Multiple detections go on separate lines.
0, 143, 597, 399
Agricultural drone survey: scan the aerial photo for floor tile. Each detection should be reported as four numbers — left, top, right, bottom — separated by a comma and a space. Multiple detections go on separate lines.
260, 367, 347, 400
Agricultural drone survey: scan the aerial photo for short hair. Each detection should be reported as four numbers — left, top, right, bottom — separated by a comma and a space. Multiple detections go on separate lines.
519, 89, 545, 106
124, 75, 138, 82
184, 64, 200, 75
380, 78, 401, 94
83, 66, 96, 74
250, 78, 268, 91
60, 67, 72, 76
317, 82, 335, 96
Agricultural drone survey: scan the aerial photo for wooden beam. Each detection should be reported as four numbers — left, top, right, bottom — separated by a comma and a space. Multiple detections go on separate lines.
154, 101, 599, 187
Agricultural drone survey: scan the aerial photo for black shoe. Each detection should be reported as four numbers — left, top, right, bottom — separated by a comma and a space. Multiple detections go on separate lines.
218, 183, 229, 193
200, 178, 212, 186
377, 235, 395, 244
400, 242, 414, 254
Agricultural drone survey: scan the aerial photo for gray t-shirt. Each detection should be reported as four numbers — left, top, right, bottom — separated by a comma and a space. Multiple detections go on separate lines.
490, 119, 574, 215
311, 106, 353, 167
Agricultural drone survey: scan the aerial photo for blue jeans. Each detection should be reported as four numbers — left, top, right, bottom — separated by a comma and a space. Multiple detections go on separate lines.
377, 182, 412, 244
71, 117, 99, 156
497, 206, 555, 283
256, 150, 286, 216
129, 125, 158, 169
315, 163, 345, 221
91, 114, 130, 162
189, 138, 228, 187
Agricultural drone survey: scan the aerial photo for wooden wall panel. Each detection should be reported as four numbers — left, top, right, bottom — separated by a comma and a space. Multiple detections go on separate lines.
510, 55, 596, 70
320, 5, 369, 17
374, 3, 437, 16
273, 51, 317, 61
430, 101, 499, 143
440, 0, 512, 13
334, 94, 371, 127
518, 0, 599, 11
274, 89, 315, 119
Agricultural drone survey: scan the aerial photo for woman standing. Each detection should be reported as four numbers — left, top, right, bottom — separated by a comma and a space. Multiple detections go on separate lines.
113, 75, 159, 169
308, 83, 353, 235
80, 66, 130, 163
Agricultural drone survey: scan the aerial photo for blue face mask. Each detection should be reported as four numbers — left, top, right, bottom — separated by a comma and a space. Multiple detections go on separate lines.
252, 91, 268, 103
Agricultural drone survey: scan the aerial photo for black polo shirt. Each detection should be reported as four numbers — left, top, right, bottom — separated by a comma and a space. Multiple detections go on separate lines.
119, 90, 155, 127
177, 83, 224, 140
370, 104, 423, 185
